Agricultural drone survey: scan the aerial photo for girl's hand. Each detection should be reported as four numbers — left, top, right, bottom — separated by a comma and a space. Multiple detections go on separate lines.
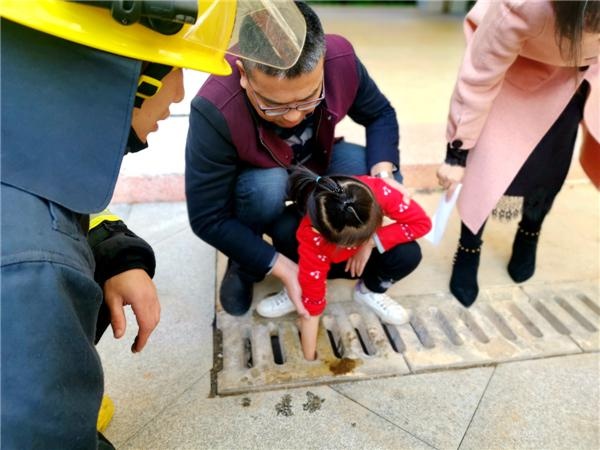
345, 240, 375, 278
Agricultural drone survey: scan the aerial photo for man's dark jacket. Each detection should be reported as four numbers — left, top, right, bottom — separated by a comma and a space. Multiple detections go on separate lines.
186, 34, 400, 275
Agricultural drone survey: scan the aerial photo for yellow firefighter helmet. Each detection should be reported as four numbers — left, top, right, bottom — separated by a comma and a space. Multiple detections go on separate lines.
0, 0, 306, 75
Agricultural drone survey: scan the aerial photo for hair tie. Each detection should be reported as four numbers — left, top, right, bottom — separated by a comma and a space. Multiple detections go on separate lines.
315, 176, 322, 183
345, 203, 364, 225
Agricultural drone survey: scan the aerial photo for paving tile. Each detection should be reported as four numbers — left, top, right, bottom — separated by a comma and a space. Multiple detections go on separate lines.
333, 367, 494, 450
98, 227, 216, 445
107, 203, 132, 221
116, 201, 190, 245
121, 375, 434, 450
460, 353, 600, 450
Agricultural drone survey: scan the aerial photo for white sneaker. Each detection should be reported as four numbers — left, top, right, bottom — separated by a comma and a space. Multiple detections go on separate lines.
256, 289, 296, 318
353, 285, 410, 325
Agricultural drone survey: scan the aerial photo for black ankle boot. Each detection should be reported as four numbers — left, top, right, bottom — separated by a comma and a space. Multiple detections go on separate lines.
450, 242, 482, 307
508, 227, 540, 283
219, 260, 254, 316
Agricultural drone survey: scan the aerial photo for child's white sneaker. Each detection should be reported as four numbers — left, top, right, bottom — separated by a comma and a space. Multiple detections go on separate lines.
256, 289, 296, 318
353, 284, 410, 325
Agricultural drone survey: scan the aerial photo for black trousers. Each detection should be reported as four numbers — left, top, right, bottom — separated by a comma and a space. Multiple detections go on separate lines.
506, 80, 589, 198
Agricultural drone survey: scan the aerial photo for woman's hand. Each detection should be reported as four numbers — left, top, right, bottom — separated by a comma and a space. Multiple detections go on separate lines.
437, 163, 465, 198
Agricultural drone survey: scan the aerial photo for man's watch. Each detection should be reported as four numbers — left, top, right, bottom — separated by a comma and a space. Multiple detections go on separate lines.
373, 170, 393, 179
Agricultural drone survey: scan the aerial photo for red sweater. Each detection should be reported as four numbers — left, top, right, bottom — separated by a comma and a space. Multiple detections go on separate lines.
297, 176, 432, 316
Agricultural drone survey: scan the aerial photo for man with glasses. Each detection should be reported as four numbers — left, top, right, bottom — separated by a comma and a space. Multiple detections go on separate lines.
186, 1, 417, 322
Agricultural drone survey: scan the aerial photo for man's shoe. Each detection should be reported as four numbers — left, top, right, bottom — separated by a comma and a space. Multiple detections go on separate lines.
353, 284, 409, 325
256, 289, 296, 318
219, 260, 253, 316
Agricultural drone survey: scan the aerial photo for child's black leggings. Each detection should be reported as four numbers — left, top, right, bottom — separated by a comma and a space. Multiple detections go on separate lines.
329, 241, 423, 293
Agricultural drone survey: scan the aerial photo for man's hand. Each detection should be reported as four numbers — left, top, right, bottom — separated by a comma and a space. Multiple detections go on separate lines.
371, 161, 411, 203
345, 239, 375, 277
381, 177, 412, 204
103, 269, 160, 353
437, 163, 465, 198
270, 253, 309, 319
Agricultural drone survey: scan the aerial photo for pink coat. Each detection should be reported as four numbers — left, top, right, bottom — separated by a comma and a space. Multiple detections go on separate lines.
446, 0, 600, 233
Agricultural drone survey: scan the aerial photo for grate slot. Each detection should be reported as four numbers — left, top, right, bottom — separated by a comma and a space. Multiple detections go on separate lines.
457, 308, 489, 343
326, 330, 343, 358
532, 300, 570, 335
555, 296, 598, 332
322, 315, 344, 358
349, 314, 375, 356
434, 308, 463, 346
270, 333, 285, 365
508, 302, 543, 338
381, 322, 405, 353
410, 315, 435, 349
482, 304, 517, 341
577, 294, 600, 316
243, 336, 253, 369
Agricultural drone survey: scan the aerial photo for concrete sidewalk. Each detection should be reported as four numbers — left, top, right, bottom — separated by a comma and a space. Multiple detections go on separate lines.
97, 182, 599, 450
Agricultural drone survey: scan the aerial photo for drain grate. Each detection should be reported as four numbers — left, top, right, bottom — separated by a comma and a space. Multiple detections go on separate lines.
215, 282, 599, 395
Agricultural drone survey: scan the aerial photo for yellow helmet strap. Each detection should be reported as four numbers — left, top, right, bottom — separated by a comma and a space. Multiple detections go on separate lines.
134, 63, 173, 108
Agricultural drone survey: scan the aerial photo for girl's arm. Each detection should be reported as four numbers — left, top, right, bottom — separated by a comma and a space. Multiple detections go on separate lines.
368, 178, 432, 251
297, 221, 331, 316
296, 220, 331, 361
299, 315, 320, 361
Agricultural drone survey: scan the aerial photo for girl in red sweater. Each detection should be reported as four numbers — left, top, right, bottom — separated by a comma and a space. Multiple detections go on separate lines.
260, 167, 431, 361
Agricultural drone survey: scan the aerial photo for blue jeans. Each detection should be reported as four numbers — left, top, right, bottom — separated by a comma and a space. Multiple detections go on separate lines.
1, 183, 103, 448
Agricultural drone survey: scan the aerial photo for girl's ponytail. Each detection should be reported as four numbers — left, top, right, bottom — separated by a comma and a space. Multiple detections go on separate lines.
288, 166, 382, 246
288, 166, 321, 214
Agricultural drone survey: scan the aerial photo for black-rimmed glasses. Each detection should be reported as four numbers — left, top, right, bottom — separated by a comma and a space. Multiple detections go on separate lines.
248, 79, 325, 117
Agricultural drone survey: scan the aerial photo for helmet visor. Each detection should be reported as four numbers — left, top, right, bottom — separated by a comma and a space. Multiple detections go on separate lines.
184, 0, 306, 70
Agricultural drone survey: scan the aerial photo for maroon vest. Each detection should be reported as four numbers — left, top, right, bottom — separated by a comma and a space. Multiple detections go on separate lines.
198, 35, 360, 172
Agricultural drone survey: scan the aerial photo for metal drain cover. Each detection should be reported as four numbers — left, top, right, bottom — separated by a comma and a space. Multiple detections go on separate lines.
215, 282, 599, 395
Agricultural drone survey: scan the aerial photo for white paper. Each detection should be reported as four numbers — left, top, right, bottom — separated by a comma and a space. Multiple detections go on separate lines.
425, 184, 462, 245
